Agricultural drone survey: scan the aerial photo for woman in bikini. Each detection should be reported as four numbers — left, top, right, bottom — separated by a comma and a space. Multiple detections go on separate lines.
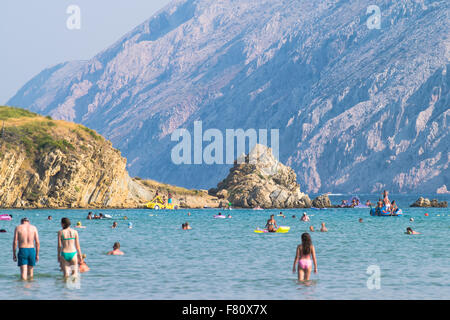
58, 218, 83, 279
292, 233, 318, 281
265, 215, 278, 232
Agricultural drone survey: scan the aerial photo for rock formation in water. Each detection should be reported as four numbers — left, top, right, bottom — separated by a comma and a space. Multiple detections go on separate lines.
209, 144, 311, 208
410, 197, 447, 208
312, 194, 332, 208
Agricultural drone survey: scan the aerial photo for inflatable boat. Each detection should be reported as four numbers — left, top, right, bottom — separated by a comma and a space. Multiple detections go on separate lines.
370, 207, 403, 216
0, 214, 12, 221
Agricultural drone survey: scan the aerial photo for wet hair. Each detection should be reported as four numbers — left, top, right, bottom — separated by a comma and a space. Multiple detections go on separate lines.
21, 217, 29, 223
61, 217, 71, 229
182, 223, 186, 229
406, 227, 412, 233
301, 233, 312, 256
113, 242, 120, 249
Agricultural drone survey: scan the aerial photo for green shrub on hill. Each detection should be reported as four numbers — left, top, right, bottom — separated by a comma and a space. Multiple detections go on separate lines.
0, 106, 37, 120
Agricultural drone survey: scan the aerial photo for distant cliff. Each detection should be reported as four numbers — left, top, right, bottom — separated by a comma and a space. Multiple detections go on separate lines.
0, 106, 219, 208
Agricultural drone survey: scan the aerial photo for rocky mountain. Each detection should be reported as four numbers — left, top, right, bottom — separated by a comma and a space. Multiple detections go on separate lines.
210, 144, 311, 208
7, 0, 449, 193
0, 106, 220, 208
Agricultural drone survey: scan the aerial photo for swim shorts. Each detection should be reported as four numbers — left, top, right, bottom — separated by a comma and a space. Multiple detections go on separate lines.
17, 248, 36, 267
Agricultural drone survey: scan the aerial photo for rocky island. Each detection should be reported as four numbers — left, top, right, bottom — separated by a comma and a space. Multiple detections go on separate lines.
209, 144, 311, 208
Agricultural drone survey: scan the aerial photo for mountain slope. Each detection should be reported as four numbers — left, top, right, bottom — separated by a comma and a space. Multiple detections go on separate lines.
8, 0, 450, 193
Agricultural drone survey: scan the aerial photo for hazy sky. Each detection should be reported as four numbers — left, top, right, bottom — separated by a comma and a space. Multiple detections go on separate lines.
0, 0, 172, 104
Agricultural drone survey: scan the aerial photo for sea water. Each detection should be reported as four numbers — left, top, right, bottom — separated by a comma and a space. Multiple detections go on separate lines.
0, 194, 449, 300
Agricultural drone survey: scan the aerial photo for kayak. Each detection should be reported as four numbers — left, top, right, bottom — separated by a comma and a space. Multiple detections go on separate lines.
254, 226, 290, 233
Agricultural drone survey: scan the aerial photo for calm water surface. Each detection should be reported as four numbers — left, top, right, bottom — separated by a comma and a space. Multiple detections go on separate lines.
0, 194, 449, 299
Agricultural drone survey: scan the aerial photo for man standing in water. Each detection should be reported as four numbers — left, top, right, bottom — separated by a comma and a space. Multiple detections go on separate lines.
382, 190, 391, 210
12, 218, 40, 280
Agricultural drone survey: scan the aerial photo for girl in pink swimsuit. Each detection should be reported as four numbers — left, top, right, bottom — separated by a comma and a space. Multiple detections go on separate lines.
292, 233, 318, 281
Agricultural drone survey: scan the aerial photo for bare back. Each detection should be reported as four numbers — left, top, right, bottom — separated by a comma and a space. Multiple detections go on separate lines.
59, 228, 78, 253
15, 223, 37, 248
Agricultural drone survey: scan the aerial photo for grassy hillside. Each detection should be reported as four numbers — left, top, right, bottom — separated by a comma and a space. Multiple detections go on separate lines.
0, 106, 104, 157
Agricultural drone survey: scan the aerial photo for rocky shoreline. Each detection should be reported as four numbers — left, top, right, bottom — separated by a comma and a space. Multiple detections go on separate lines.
410, 197, 448, 208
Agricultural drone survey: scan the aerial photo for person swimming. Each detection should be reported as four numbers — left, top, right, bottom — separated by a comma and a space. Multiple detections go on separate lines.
359, 218, 363, 223
309, 225, 315, 232
265, 215, 278, 232
47, 216, 52, 221
320, 223, 328, 232
87, 212, 93, 220
107, 242, 124, 255
292, 233, 318, 281
79, 254, 89, 273
405, 227, 420, 235
301, 212, 310, 222
112, 222, 118, 229
58, 218, 83, 279
75, 221, 86, 228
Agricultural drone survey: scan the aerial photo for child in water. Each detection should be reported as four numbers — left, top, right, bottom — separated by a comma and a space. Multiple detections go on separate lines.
79, 254, 90, 273
293, 233, 318, 281
107, 242, 124, 255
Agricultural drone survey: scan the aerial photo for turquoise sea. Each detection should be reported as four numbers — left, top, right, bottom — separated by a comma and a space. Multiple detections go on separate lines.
0, 194, 449, 300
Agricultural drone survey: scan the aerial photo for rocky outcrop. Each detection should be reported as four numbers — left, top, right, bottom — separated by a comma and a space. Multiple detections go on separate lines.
312, 194, 332, 208
410, 197, 447, 208
210, 144, 311, 208
0, 106, 221, 208
0, 110, 134, 208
